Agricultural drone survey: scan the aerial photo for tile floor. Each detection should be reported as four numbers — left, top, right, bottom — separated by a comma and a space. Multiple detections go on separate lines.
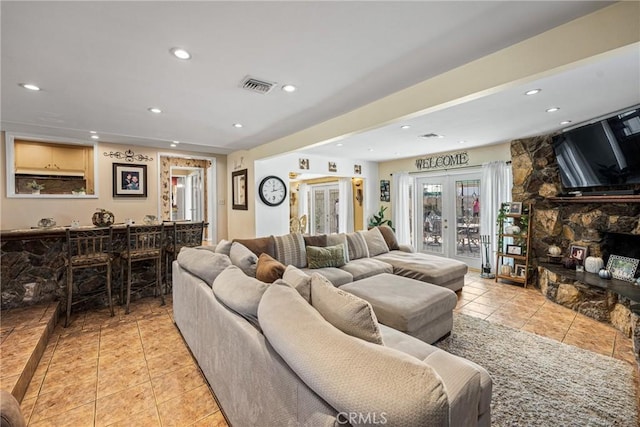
3, 271, 638, 426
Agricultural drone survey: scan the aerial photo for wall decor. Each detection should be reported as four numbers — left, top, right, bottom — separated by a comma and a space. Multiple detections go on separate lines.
112, 163, 147, 197
569, 245, 588, 262
380, 180, 390, 202
328, 162, 337, 172
232, 169, 248, 210
606, 255, 639, 282
299, 158, 309, 170
104, 149, 153, 162
415, 151, 468, 171
354, 164, 362, 174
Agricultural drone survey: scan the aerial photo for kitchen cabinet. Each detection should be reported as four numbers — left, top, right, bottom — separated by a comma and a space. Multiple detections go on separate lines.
14, 140, 87, 174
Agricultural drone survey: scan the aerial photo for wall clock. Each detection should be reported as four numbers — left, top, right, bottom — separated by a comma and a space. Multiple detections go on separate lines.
258, 175, 287, 206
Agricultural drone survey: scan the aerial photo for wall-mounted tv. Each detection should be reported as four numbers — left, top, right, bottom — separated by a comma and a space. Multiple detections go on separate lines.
552, 105, 640, 190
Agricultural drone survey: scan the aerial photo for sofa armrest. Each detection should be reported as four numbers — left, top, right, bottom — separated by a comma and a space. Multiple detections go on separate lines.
398, 244, 415, 253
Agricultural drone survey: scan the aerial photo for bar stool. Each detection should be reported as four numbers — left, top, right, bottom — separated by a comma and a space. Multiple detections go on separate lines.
120, 224, 165, 314
64, 227, 114, 327
164, 221, 205, 294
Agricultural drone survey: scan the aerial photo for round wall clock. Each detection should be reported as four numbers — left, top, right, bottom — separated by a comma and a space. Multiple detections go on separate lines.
258, 175, 287, 206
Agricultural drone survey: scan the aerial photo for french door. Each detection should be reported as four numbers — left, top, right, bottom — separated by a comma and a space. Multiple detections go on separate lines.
415, 170, 482, 268
310, 184, 340, 235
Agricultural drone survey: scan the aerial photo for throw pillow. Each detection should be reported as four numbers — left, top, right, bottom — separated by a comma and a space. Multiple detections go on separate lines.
327, 233, 350, 262
176, 247, 232, 287
229, 242, 258, 277
306, 244, 347, 269
214, 239, 232, 256
345, 232, 369, 260
310, 273, 383, 345
282, 265, 311, 303
212, 265, 269, 320
256, 253, 286, 283
274, 233, 307, 268
303, 234, 327, 248
377, 225, 400, 251
359, 227, 390, 257
233, 236, 276, 257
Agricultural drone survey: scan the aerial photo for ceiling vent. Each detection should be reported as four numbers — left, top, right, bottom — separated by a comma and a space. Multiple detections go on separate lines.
240, 76, 276, 94
419, 133, 442, 139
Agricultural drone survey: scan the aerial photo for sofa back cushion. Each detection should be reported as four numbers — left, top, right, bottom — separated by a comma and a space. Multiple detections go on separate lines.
303, 234, 327, 248
214, 239, 233, 256
274, 233, 307, 268
310, 273, 383, 345
229, 242, 258, 277
212, 265, 269, 321
345, 232, 369, 260
256, 253, 286, 283
282, 265, 311, 303
359, 227, 390, 257
377, 225, 400, 251
306, 244, 347, 269
233, 236, 276, 258
176, 247, 231, 287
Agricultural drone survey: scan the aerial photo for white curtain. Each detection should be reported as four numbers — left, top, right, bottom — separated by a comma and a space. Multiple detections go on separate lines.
298, 183, 309, 219
338, 178, 354, 233
480, 161, 512, 273
392, 172, 412, 245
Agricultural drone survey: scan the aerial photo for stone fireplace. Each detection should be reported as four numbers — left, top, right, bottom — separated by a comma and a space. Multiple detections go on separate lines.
510, 134, 640, 361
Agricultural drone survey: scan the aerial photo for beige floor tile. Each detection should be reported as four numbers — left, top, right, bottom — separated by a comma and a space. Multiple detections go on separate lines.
146, 348, 195, 378
522, 319, 568, 342
455, 306, 489, 320
485, 311, 529, 329
190, 410, 229, 427
30, 377, 96, 423
157, 384, 219, 427
95, 381, 156, 427
458, 286, 486, 297
104, 405, 161, 427
29, 401, 95, 427
151, 363, 206, 404
40, 359, 97, 395
97, 358, 151, 399
19, 396, 37, 425
462, 301, 498, 316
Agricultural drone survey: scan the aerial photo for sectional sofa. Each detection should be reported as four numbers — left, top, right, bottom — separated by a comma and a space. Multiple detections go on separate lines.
172, 227, 490, 426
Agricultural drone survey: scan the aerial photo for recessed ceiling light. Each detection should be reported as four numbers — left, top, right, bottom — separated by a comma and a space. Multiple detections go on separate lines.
400, 125, 411, 130
368, 148, 374, 152
525, 89, 541, 96
172, 140, 180, 144
170, 47, 191, 60
148, 107, 162, 114
458, 140, 466, 144
336, 143, 343, 147
170, 144, 177, 148
233, 123, 243, 128
560, 120, 572, 125
546, 107, 560, 113
281, 84, 297, 93
89, 130, 97, 134
437, 134, 445, 138
91, 135, 99, 140
19, 83, 41, 91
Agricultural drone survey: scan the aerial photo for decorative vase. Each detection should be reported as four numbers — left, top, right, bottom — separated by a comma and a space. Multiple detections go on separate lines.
500, 264, 512, 276
584, 256, 604, 274
548, 245, 562, 256
598, 268, 612, 280
92, 209, 114, 227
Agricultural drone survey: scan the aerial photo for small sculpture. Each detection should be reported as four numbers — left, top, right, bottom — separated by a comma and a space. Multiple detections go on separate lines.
92, 208, 114, 227
548, 245, 562, 256
598, 268, 612, 280
584, 256, 604, 274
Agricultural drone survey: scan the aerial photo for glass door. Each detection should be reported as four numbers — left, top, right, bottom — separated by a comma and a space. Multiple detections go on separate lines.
171, 167, 204, 221
310, 184, 340, 235
415, 171, 482, 268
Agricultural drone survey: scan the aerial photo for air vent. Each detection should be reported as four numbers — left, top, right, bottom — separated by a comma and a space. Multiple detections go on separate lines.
240, 76, 276, 94
419, 133, 442, 139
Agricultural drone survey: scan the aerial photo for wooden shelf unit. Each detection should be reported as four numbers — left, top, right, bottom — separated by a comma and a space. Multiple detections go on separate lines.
496, 202, 533, 287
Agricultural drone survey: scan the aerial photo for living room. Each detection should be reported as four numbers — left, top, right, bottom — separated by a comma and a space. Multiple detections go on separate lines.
1, 2, 640, 426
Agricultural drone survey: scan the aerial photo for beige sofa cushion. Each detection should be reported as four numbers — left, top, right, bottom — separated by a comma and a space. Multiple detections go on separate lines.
374, 251, 468, 287
282, 265, 311, 303
176, 247, 232, 287
377, 225, 400, 250
345, 232, 369, 260
274, 233, 307, 268
300, 267, 353, 287
339, 258, 393, 281
229, 242, 258, 277
310, 273, 383, 345
359, 227, 390, 257
214, 239, 233, 256
212, 265, 268, 320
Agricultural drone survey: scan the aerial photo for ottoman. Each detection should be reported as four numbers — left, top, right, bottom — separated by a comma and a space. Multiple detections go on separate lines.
341, 273, 457, 344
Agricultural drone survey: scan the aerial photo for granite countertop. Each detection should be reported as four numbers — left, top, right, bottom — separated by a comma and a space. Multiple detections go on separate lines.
1, 221, 205, 238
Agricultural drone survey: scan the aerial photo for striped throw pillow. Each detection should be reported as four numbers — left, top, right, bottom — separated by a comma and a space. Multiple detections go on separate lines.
274, 233, 307, 268
346, 232, 369, 260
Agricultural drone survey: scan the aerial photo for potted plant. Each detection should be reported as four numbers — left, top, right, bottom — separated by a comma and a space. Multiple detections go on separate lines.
368, 205, 394, 231
28, 180, 44, 194
72, 187, 86, 195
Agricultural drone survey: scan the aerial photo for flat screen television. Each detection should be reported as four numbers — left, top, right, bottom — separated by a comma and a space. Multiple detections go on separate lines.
552, 105, 640, 190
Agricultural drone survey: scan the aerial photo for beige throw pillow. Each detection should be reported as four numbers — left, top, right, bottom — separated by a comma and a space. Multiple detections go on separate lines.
282, 265, 311, 303
359, 227, 390, 257
229, 242, 258, 277
345, 232, 369, 260
310, 273, 383, 345
212, 265, 269, 320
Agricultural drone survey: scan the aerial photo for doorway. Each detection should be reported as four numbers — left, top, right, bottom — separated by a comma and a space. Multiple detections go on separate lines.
310, 184, 340, 235
415, 169, 482, 268
170, 167, 204, 222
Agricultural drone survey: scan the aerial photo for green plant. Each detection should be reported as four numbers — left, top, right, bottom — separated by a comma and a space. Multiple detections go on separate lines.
368, 205, 394, 230
28, 180, 44, 191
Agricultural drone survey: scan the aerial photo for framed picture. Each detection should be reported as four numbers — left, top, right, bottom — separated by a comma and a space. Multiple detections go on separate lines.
299, 158, 309, 170
112, 163, 147, 197
354, 164, 362, 174
380, 180, 390, 202
606, 255, 639, 282
506, 244, 523, 256
328, 161, 337, 172
509, 202, 522, 215
569, 244, 588, 262
232, 169, 248, 210
515, 264, 526, 278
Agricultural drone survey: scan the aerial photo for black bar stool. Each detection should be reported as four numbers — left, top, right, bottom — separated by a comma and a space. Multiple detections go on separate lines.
164, 221, 205, 294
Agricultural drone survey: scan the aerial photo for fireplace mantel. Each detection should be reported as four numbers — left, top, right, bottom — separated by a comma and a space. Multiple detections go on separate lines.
548, 195, 640, 203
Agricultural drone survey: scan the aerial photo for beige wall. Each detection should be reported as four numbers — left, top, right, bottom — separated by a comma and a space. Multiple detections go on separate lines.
224, 2, 640, 239
1, 132, 228, 240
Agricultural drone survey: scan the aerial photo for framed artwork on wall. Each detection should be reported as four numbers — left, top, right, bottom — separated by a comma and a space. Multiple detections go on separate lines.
113, 163, 147, 198
232, 169, 248, 210
380, 180, 390, 202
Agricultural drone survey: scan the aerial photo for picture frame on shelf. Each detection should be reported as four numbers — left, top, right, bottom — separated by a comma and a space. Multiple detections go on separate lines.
569, 244, 588, 262
508, 202, 522, 215
112, 163, 147, 198
515, 264, 526, 278
606, 255, 639, 282
506, 244, 523, 256
232, 169, 248, 210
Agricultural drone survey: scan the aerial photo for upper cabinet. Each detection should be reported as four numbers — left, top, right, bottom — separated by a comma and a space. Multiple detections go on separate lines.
14, 140, 88, 175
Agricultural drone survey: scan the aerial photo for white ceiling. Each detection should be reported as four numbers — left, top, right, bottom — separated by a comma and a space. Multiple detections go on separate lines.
2, 1, 637, 161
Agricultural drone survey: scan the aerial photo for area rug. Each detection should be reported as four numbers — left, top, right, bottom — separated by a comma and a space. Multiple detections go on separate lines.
436, 314, 638, 427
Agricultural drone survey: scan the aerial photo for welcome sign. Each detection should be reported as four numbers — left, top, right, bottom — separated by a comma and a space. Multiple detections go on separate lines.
415, 151, 469, 170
